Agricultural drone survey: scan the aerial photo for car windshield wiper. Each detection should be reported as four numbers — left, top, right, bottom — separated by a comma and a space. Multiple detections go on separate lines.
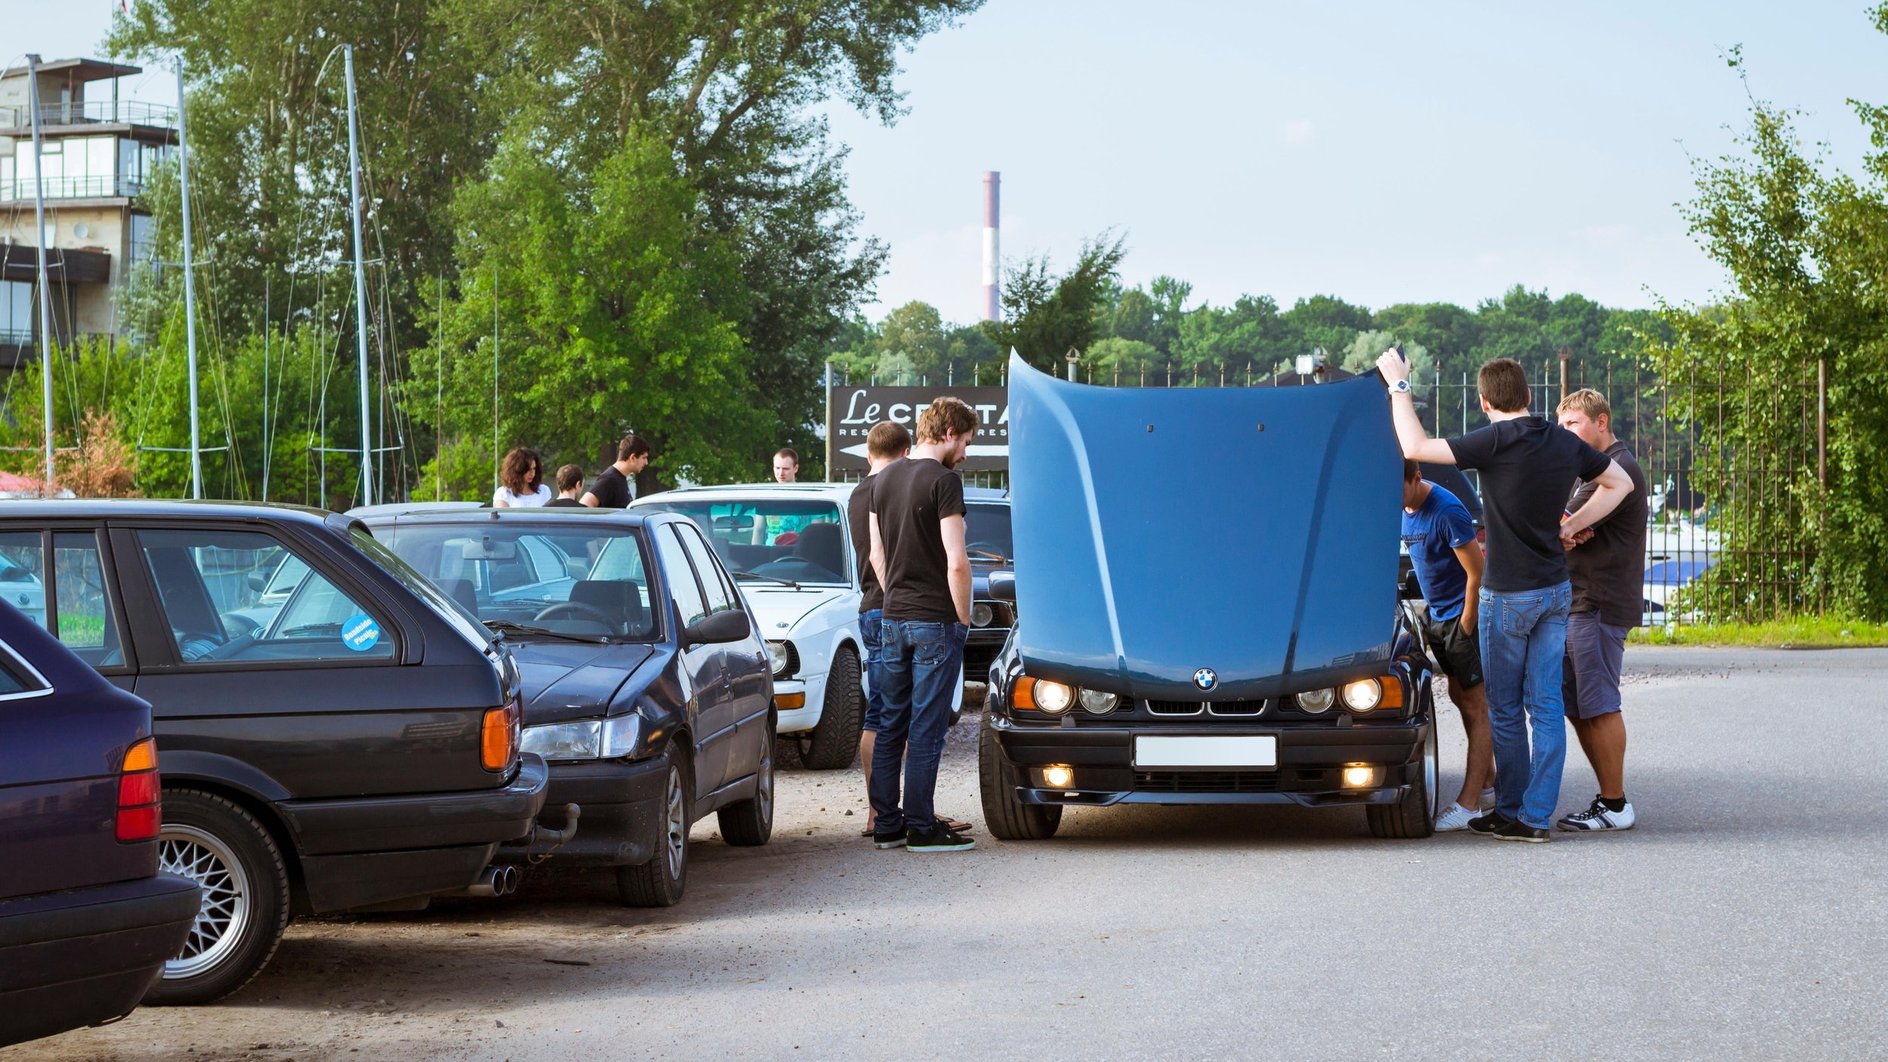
482, 620, 609, 644
733, 571, 799, 588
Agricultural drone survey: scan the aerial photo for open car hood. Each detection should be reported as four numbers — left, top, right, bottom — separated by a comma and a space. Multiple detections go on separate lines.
1007, 353, 1400, 699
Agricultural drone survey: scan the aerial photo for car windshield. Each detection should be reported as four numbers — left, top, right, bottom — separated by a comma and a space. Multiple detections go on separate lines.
965, 502, 1013, 564
636, 498, 849, 585
373, 522, 658, 641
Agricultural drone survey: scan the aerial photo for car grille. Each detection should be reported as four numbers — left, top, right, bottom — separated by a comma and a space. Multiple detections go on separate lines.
1142, 698, 1269, 716
1134, 771, 1280, 793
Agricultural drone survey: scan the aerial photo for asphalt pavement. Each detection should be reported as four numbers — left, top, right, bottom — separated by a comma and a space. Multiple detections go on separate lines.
21, 647, 1888, 1061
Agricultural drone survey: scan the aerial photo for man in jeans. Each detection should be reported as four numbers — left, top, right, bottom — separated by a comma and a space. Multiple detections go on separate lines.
867, 397, 978, 853
1377, 352, 1632, 842
1555, 389, 1648, 831
848, 420, 909, 830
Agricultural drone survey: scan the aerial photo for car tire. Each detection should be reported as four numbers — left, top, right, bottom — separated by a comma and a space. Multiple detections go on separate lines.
617, 745, 691, 907
145, 790, 292, 1005
800, 645, 863, 770
1367, 697, 1439, 839
978, 699, 1062, 841
717, 717, 775, 847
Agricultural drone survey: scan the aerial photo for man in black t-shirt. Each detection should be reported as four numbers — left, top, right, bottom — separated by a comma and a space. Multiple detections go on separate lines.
581, 434, 651, 509
848, 420, 909, 830
1555, 389, 1648, 833
866, 397, 979, 854
546, 464, 587, 507
1378, 351, 1632, 842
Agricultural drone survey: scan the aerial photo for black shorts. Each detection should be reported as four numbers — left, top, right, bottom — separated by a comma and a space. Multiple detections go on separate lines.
1423, 612, 1484, 690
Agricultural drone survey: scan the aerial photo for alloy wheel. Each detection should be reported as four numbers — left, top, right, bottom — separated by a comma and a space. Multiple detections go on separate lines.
158, 823, 252, 979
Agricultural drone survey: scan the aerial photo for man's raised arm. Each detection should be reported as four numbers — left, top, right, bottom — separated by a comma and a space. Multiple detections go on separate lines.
1558, 460, 1632, 544
1375, 349, 1458, 465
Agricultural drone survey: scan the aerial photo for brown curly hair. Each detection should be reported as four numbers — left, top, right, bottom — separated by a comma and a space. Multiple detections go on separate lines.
500, 447, 544, 496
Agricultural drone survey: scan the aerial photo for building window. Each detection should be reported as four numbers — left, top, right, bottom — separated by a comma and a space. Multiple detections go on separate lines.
1, 280, 32, 344
2, 135, 135, 199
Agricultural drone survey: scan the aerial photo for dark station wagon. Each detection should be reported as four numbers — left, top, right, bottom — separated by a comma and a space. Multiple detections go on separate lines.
0, 502, 550, 1003
0, 599, 199, 1048
979, 356, 1439, 841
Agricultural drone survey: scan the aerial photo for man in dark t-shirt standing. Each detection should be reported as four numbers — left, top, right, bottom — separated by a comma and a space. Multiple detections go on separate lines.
1378, 351, 1633, 842
867, 397, 979, 854
581, 434, 651, 509
1555, 389, 1649, 832
847, 420, 910, 831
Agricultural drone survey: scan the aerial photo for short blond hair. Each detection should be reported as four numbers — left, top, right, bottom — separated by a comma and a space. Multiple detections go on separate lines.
915, 397, 978, 444
1557, 388, 1611, 424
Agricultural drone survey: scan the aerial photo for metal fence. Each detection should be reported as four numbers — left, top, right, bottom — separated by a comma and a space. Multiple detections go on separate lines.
829, 354, 1819, 625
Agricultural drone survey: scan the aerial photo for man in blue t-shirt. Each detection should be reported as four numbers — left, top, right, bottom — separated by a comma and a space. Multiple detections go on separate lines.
1401, 460, 1493, 831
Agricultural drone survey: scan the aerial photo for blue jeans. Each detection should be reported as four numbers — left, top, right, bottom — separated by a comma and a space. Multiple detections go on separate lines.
868, 619, 968, 835
859, 609, 888, 732
1478, 581, 1572, 829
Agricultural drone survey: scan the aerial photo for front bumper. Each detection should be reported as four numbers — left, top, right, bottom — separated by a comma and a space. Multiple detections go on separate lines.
496, 753, 668, 867
773, 677, 818, 733
990, 715, 1428, 807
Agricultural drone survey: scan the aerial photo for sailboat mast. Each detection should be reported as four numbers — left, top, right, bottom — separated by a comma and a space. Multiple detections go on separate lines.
343, 44, 374, 506
176, 60, 203, 499
25, 55, 54, 489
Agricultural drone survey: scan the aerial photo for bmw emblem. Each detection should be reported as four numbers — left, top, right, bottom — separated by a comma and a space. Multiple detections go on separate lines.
1193, 667, 1217, 691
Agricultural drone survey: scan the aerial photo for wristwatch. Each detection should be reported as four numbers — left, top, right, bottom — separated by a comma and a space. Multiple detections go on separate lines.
1388, 379, 1412, 395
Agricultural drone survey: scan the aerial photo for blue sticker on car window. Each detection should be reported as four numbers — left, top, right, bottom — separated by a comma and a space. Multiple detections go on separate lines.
341, 613, 381, 652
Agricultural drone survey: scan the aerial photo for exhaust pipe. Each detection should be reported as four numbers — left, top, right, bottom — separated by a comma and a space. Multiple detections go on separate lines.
458, 863, 519, 898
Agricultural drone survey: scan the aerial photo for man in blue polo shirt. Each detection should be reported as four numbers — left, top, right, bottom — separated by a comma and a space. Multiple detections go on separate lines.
1402, 460, 1494, 831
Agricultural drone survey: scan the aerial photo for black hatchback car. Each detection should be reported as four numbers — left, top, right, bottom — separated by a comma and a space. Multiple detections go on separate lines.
964, 488, 1017, 678
0, 502, 550, 1003
364, 507, 775, 907
0, 600, 199, 1048
978, 356, 1438, 841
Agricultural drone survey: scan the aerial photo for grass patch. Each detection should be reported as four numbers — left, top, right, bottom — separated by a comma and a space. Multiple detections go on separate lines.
1629, 616, 1888, 648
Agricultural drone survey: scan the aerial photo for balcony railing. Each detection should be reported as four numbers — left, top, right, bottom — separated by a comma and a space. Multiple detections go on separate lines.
0, 175, 148, 203
0, 101, 178, 130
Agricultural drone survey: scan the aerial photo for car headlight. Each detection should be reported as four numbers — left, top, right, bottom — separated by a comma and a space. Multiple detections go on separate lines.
971, 602, 995, 628
765, 640, 794, 678
521, 715, 643, 761
1015, 676, 1077, 714
1294, 688, 1336, 714
1078, 688, 1119, 715
1342, 679, 1385, 713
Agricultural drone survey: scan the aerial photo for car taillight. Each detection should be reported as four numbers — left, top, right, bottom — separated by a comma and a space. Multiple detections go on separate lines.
481, 700, 520, 771
117, 737, 161, 842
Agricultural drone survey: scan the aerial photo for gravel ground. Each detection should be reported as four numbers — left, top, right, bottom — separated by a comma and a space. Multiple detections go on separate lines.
19, 647, 1888, 1061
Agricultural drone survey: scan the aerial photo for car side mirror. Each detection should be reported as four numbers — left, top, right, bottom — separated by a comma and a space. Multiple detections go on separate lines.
684, 609, 750, 647
988, 570, 1016, 602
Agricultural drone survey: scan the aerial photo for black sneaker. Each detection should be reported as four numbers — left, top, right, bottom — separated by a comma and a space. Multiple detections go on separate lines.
1467, 810, 1512, 835
872, 827, 907, 850
1491, 819, 1549, 843
906, 823, 976, 853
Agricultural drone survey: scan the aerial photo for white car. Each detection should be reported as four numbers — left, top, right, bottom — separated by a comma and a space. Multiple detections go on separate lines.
634, 483, 960, 769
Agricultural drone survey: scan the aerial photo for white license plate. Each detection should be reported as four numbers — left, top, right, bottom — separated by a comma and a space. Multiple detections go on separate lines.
1133, 735, 1277, 769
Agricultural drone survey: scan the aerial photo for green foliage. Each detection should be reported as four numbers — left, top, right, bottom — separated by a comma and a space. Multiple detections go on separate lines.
983, 233, 1128, 374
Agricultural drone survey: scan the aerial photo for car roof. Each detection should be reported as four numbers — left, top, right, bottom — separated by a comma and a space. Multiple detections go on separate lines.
358, 506, 656, 528
964, 487, 1009, 503
635, 482, 855, 501
0, 498, 335, 525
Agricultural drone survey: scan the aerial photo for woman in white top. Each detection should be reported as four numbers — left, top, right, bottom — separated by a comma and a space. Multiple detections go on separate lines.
493, 447, 552, 507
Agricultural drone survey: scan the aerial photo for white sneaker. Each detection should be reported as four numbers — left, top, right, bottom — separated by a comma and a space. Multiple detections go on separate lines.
1434, 803, 1478, 832
1556, 796, 1636, 832
1479, 787, 1498, 813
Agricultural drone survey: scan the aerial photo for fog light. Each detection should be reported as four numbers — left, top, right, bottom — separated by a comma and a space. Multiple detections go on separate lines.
1342, 765, 1378, 788
1041, 764, 1075, 789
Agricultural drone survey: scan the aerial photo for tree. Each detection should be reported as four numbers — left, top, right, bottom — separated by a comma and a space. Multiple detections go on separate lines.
1282, 294, 1373, 361
873, 301, 950, 382
983, 233, 1128, 375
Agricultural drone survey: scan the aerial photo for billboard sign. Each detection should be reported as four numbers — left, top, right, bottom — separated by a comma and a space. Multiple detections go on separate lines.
827, 385, 1010, 473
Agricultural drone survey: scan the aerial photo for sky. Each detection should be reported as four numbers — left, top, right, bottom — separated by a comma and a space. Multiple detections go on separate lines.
10, 0, 1888, 322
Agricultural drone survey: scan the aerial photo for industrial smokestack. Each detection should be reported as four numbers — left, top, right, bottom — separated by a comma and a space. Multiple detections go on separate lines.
982, 171, 1001, 322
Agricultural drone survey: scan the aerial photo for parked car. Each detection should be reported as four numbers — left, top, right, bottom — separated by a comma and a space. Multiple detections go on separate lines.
979, 356, 1438, 841
632, 483, 962, 769
362, 506, 774, 906
0, 550, 46, 627
963, 487, 1016, 678
0, 600, 199, 1048
0, 502, 550, 1003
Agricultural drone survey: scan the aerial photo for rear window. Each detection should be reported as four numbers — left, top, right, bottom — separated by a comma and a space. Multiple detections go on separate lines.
0, 641, 49, 698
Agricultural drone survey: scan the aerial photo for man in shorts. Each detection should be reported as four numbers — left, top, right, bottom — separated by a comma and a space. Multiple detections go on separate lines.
1555, 389, 1648, 831
1401, 460, 1495, 831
